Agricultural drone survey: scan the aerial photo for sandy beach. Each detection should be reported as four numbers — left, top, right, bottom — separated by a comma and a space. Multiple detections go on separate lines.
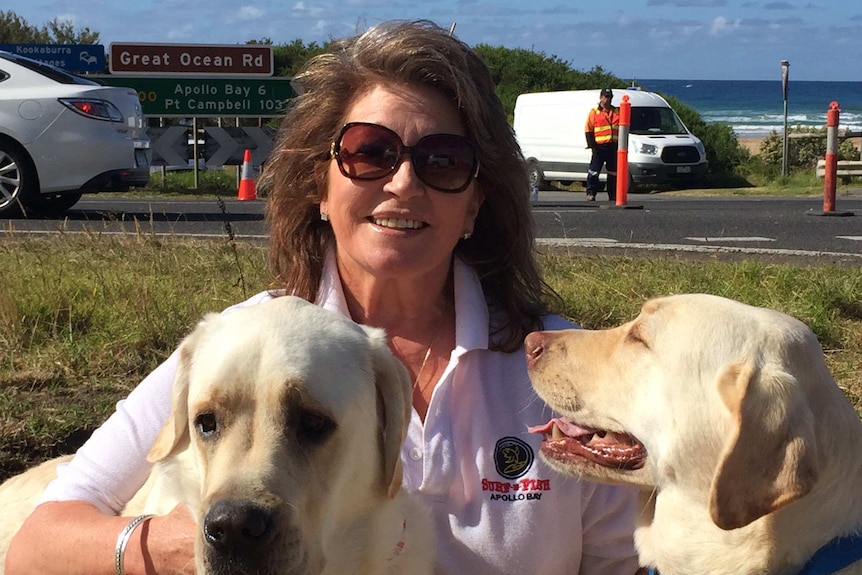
738, 137, 764, 155
737, 135, 862, 155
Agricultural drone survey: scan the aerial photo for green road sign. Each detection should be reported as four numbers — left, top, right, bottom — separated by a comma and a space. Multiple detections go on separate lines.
92, 76, 295, 117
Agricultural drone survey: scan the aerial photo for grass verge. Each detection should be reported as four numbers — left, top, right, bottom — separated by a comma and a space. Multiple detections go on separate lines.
1, 235, 860, 480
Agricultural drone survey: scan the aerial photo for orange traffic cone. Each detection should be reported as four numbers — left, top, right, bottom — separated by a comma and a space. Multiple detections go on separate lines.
237, 149, 257, 201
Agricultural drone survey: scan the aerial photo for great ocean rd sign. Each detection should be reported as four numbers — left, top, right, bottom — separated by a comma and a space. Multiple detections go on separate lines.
109, 43, 273, 76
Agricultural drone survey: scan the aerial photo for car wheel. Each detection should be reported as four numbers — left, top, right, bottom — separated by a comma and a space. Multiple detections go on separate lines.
32, 191, 83, 215
0, 140, 37, 217
526, 160, 546, 191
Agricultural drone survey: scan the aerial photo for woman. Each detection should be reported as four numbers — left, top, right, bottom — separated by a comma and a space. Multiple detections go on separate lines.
6, 20, 640, 575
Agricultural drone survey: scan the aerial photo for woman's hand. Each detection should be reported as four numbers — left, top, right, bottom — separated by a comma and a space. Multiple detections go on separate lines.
6, 501, 197, 575
127, 504, 197, 575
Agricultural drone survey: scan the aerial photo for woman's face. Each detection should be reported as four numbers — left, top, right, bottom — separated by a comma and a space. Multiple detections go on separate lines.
321, 83, 484, 286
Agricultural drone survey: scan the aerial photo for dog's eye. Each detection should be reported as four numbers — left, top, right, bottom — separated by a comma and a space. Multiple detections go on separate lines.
195, 413, 218, 437
626, 327, 649, 348
296, 410, 336, 445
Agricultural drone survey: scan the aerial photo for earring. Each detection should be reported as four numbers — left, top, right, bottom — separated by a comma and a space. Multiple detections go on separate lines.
461, 231, 472, 240
320, 210, 329, 222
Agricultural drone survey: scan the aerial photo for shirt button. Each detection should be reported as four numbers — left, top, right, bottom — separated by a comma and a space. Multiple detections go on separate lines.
409, 447, 423, 460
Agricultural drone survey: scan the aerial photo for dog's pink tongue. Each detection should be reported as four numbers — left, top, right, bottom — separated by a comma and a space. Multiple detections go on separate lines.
528, 418, 595, 438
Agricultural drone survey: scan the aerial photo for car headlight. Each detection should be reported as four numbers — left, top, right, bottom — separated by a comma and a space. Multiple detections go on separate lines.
59, 98, 124, 122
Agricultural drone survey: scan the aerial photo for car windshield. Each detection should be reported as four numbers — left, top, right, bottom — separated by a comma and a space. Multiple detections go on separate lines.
0, 51, 99, 85
629, 106, 689, 135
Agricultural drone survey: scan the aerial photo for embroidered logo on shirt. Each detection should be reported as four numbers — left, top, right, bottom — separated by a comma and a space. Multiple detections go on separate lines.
482, 476, 551, 501
493, 436, 534, 479
481, 437, 552, 502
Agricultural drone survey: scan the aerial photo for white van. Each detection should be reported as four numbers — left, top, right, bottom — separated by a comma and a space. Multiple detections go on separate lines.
514, 89, 707, 190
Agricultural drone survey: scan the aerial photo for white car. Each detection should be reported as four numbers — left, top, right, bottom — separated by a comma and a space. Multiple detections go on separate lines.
0, 50, 150, 216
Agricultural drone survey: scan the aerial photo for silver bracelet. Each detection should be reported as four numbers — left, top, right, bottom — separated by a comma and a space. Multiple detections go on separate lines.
114, 514, 155, 575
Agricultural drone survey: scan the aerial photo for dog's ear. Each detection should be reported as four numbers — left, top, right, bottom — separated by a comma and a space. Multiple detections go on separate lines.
146, 319, 208, 462
366, 327, 413, 499
709, 360, 818, 530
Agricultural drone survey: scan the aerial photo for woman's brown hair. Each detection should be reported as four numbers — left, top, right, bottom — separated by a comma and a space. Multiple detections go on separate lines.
261, 20, 563, 352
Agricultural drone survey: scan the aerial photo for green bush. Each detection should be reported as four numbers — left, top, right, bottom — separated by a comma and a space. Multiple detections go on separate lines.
662, 95, 750, 178
702, 122, 752, 175
759, 128, 861, 169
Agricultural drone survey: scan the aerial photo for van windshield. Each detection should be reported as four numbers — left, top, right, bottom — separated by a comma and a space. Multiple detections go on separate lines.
629, 107, 688, 135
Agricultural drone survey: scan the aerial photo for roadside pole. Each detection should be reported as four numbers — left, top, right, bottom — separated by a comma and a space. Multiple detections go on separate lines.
824, 101, 839, 212
781, 60, 789, 178
809, 101, 854, 217
607, 94, 642, 210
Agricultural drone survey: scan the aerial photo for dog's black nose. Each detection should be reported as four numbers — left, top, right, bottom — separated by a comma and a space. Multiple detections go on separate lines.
203, 500, 275, 555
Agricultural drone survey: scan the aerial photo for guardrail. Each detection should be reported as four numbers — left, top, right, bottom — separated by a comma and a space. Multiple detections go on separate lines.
815, 159, 862, 181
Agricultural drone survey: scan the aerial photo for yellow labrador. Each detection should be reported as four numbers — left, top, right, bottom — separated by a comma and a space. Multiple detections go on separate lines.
0, 296, 433, 575
526, 294, 862, 575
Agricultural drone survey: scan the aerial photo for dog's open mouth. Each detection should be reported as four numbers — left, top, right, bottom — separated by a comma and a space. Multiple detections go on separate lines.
528, 418, 646, 470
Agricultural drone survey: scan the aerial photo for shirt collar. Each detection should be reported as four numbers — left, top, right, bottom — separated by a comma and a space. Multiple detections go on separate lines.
315, 249, 490, 354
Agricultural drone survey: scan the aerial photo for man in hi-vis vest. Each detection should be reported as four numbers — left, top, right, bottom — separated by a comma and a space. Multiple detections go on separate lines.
584, 88, 620, 201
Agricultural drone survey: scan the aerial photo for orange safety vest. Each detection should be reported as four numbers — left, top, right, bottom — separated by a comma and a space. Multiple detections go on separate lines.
585, 106, 620, 144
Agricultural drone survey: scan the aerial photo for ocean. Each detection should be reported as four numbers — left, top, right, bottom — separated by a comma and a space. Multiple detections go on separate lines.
636, 79, 862, 139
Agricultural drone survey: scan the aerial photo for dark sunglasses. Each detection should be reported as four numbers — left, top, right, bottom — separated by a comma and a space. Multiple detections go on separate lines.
330, 122, 479, 193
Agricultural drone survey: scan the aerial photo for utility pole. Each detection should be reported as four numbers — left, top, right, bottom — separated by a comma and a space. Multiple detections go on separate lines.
781, 60, 790, 177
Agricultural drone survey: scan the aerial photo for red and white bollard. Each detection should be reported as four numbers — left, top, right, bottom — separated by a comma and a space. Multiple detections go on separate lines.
616, 95, 631, 207
607, 94, 642, 210
813, 101, 855, 217
822, 101, 839, 213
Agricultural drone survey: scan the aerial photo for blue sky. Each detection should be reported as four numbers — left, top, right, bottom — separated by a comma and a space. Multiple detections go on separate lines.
6, 0, 862, 81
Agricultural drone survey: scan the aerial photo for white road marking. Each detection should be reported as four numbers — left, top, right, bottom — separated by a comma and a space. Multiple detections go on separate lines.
537, 239, 862, 260
836, 236, 862, 241
685, 237, 775, 242
565, 238, 618, 243
0, 229, 269, 241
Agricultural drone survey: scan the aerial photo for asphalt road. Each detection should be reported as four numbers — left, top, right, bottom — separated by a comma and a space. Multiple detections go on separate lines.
2, 191, 861, 263
532, 190, 862, 264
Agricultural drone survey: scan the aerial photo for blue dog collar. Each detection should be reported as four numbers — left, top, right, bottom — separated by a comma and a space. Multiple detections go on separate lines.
796, 535, 862, 575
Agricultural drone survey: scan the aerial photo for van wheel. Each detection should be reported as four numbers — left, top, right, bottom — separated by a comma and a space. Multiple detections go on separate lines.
526, 160, 546, 190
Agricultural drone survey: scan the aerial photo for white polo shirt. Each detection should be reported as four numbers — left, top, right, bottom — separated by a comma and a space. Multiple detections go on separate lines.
43, 255, 639, 574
